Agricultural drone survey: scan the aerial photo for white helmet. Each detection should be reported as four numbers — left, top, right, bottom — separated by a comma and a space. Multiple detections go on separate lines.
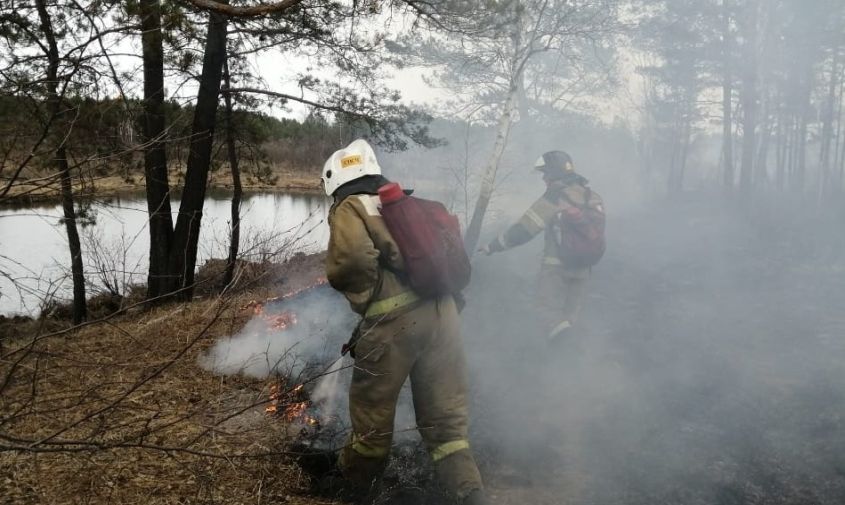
322, 139, 382, 196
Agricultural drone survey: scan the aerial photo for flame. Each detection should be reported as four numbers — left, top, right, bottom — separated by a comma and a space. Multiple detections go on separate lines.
268, 311, 297, 330
264, 380, 322, 428
279, 276, 327, 299
252, 278, 330, 423
242, 277, 328, 314
265, 382, 283, 414
241, 276, 329, 332
284, 401, 309, 422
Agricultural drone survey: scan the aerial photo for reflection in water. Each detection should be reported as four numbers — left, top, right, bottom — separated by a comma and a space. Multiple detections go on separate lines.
0, 192, 329, 315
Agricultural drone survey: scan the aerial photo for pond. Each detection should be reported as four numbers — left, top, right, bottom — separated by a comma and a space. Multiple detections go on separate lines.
0, 191, 330, 316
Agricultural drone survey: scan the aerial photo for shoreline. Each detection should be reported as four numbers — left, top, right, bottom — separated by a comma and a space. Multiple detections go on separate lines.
1, 251, 328, 323
1, 173, 323, 207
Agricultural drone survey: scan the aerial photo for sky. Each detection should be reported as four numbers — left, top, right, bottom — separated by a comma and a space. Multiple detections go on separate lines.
66, 6, 648, 130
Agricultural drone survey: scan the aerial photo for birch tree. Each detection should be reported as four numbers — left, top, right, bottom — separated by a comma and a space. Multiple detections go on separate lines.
406, 0, 619, 253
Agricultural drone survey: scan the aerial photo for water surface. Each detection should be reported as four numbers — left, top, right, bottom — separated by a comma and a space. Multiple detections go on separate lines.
0, 191, 329, 315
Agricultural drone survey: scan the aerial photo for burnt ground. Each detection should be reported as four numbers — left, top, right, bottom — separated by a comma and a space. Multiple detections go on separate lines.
458, 193, 845, 505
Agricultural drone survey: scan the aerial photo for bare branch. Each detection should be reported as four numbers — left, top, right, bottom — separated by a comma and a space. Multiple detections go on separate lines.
224, 86, 363, 116
184, 0, 305, 18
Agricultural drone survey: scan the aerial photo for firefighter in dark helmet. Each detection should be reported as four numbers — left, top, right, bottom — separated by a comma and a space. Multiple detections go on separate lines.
311, 139, 487, 504
480, 151, 605, 345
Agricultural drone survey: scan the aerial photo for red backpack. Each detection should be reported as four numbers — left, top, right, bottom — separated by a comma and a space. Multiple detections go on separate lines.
377, 183, 471, 297
554, 186, 606, 269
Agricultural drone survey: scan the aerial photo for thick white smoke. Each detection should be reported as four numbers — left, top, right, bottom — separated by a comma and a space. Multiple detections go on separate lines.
198, 283, 426, 442
198, 285, 354, 379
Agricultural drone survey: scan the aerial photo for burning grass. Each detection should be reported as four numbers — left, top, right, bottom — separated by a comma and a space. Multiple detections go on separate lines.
0, 255, 341, 505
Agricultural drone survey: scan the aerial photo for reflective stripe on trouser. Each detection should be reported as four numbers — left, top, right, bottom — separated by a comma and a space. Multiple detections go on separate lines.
340, 296, 483, 499
536, 263, 589, 338
432, 439, 470, 462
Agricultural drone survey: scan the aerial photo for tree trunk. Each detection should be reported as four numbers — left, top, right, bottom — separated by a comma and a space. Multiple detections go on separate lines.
819, 48, 840, 201
754, 96, 771, 188
738, 4, 758, 198
140, 0, 175, 300
35, 0, 87, 323
677, 113, 692, 193
222, 57, 242, 291
57, 152, 87, 324
167, 10, 229, 300
833, 75, 844, 193
795, 109, 808, 194
839, 133, 845, 197
787, 114, 797, 188
721, 0, 735, 192
792, 59, 815, 194
667, 109, 683, 194
463, 79, 519, 254
775, 106, 786, 191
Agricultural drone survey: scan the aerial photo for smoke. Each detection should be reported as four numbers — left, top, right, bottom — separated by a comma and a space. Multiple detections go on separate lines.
199, 115, 845, 503
199, 283, 419, 440
199, 284, 354, 379
310, 358, 345, 417
374, 118, 845, 503
458, 193, 845, 504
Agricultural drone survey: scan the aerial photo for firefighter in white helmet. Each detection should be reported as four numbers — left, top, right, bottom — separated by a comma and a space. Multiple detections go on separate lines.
308, 139, 487, 504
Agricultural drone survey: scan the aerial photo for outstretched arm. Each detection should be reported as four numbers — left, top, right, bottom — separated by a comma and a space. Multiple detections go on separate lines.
484, 196, 557, 253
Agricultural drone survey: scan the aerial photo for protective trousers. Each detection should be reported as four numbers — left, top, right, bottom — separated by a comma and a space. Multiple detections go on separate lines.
338, 295, 483, 499
536, 264, 589, 339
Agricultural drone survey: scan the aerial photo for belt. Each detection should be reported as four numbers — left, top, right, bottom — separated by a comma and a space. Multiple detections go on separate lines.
364, 290, 421, 318
542, 256, 562, 265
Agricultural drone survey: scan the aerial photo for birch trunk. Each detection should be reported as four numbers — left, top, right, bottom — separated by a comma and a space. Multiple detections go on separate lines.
463, 82, 519, 254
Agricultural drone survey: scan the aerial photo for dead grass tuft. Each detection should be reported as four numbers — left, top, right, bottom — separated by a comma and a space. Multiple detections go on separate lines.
0, 256, 336, 505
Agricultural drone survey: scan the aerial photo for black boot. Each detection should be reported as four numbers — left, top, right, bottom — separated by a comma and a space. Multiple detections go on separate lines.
313, 472, 368, 502
381, 487, 426, 505
463, 489, 490, 505
290, 442, 338, 478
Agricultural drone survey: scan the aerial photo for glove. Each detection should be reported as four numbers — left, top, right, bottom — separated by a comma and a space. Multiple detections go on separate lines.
453, 291, 467, 312
477, 245, 492, 256
341, 325, 361, 358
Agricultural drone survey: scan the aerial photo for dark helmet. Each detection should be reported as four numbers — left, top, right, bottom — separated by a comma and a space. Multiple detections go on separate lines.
533, 150, 574, 180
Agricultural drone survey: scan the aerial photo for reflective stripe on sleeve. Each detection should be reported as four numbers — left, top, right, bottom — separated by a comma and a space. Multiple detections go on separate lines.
365, 291, 421, 318
549, 320, 572, 338
524, 209, 546, 230
542, 256, 562, 266
431, 439, 471, 462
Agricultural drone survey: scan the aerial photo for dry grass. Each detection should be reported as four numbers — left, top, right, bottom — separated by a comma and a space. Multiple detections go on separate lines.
0, 255, 336, 505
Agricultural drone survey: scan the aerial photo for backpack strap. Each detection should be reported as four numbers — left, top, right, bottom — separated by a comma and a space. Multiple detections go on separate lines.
559, 185, 588, 210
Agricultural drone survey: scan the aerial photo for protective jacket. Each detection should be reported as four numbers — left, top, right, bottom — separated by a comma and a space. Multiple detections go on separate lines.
326, 176, 421, 319
487, 179, 600, 269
